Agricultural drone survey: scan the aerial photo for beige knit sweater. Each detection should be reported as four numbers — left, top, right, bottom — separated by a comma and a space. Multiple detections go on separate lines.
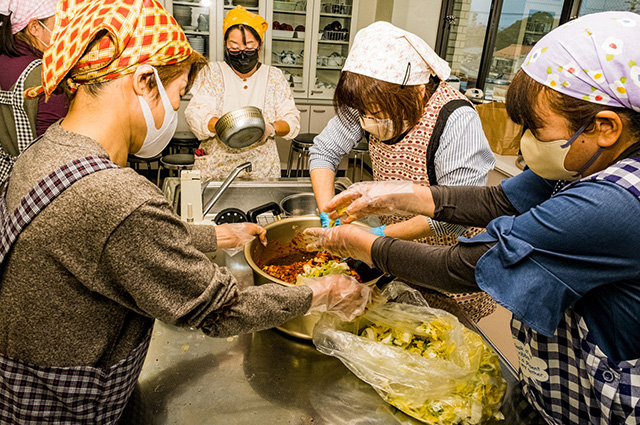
0, 123, 312, 368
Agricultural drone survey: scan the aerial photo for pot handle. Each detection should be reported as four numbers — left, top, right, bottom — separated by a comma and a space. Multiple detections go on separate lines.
246, 202, 283, 223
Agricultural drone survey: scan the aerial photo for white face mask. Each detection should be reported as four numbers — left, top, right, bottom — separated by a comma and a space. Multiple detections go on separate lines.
520, 124, 603, 181
134, 67, 178, 158
359, 116, 410, 143
37, 20, 52, 48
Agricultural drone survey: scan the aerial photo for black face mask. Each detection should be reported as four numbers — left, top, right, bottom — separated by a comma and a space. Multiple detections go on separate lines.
225, 48, 260, 74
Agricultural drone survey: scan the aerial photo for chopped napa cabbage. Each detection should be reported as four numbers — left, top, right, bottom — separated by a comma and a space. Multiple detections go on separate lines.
357, 321, 506, 424
301, 259, 351, 278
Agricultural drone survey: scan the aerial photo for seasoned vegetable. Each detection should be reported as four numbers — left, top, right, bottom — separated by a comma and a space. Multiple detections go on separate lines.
355, 317, 506, 424
262, 251, 361, 284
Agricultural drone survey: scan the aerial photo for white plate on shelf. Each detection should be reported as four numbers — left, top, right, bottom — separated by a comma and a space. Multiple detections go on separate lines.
182, 26, 196, 31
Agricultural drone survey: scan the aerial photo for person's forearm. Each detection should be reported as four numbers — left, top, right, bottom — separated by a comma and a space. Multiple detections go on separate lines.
383, 216, 434, 240
430, 185, 519, 227
186, 222, 218, 252
311, 168, 337, 211
199, 284, 313, 337
273, 119, 290, 137
371, 237, 494, 293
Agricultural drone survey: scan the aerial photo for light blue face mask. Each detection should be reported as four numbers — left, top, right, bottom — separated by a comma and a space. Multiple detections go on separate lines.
134, 67, 178, 158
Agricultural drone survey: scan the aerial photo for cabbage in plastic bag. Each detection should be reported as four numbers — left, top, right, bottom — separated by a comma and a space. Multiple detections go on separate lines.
312, 282, 507, 424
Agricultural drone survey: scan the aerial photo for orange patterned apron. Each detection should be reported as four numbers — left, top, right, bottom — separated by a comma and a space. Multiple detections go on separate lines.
368, 81, 496, 323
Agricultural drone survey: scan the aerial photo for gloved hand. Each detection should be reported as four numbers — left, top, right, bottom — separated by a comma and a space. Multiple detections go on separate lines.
260, 122, 276, 143
371, 225, 386, 236
216, 222, 267, 256
301, 225, 380, 266
303, 274, 372, 321
325, 181, 424, 224
320, 212, 340, 228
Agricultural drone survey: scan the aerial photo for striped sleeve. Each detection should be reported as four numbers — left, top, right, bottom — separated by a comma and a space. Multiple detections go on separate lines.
309, 108, 364, 172
428, 106, 496, 237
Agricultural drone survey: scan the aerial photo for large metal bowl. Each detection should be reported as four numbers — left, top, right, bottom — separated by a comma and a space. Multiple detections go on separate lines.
244, 216, 382, 339
215, 106, 266, 149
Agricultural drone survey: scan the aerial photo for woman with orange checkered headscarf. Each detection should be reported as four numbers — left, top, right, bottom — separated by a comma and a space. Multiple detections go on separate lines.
0, 1, 370, 423
184, 5, 300, 181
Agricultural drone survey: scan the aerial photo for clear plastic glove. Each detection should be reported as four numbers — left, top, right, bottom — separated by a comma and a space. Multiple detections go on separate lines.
301, 225, 380, 266
302, 274, 372, 321
216, 222, 267, 256
325, 181, 423, 224
320, 212, 340, 228
259, 122, 276, 143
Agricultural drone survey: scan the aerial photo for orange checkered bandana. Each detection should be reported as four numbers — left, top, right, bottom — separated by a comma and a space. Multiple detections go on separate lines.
25, 0, 192, 99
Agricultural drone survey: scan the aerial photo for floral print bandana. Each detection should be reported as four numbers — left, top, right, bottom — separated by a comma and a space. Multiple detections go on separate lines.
25, 0, 192, 100
343, 21, 450, 85
522, 11, 640, 111
0, 0, 58, 34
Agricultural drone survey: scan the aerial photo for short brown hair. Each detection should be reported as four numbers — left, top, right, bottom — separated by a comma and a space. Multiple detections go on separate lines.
506, 69, 640, 139
333, 71, 438, 137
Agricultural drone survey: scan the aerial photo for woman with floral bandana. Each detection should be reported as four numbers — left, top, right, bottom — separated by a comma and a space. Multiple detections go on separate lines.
306, 11, 640, 424
0, 0, 68, 184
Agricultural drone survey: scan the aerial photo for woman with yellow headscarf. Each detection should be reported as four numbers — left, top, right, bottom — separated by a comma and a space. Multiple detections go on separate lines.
0, 1, 370, 422
185, 5, 300, 181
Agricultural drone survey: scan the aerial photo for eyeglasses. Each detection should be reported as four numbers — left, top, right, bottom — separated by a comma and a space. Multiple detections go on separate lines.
226, 48, 258, 56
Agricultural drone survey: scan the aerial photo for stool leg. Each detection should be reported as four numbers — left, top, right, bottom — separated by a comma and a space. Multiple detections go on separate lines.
359, 155, 364, 182
157, 164, 163, 187
296, 150, 302, 178
302, 150, 309, 178
350, 156, 355, 183
286, 144, 295, 178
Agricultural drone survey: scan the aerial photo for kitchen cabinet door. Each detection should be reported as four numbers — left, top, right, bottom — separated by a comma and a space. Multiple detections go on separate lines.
308, 0, 359, 100
308, 106, 333, 134
266, 0, 359, 100
297, 105, 311, 134
165, 0, 217, 60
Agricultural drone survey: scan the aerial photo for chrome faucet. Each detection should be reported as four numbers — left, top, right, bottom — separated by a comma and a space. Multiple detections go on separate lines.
202, 162, 252, 217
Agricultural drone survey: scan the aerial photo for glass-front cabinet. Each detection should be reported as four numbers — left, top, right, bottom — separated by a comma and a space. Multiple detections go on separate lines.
266, 0, 359, 100
164, 0, 215, 59
163, 0, 358, 100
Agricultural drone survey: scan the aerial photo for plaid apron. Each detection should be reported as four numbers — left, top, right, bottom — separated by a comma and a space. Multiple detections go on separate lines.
0, 59, 41, 185
512, 157, 640, 424
0, 155, 153, 424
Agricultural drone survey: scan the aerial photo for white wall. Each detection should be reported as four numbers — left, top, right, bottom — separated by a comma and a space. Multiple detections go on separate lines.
356, 0, 378, 31
390, 0, 442, 47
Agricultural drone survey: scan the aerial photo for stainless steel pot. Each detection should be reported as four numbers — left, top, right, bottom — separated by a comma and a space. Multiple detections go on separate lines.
279, 192, 318, 216
244, 216, 382, 339
215, 106, 266, 149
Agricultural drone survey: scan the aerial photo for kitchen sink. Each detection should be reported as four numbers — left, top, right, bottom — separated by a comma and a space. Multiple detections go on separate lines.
202, 177, 351, 222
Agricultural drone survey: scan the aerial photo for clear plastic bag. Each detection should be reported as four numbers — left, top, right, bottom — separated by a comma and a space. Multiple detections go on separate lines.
312, 282, 507, 425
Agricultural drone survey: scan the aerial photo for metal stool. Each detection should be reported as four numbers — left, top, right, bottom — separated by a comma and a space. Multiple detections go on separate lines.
157, 153, 195, 186
169, 135, 199, 154
350, 139, 369, 182
127, 153, 163, 180
286, 133, 317, 177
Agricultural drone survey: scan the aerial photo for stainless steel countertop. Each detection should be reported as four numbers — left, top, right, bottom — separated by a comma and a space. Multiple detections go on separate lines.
138, 254, 535, 424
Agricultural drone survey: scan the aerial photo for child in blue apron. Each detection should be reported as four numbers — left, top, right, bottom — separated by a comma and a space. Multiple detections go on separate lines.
304, 11, 640, 424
